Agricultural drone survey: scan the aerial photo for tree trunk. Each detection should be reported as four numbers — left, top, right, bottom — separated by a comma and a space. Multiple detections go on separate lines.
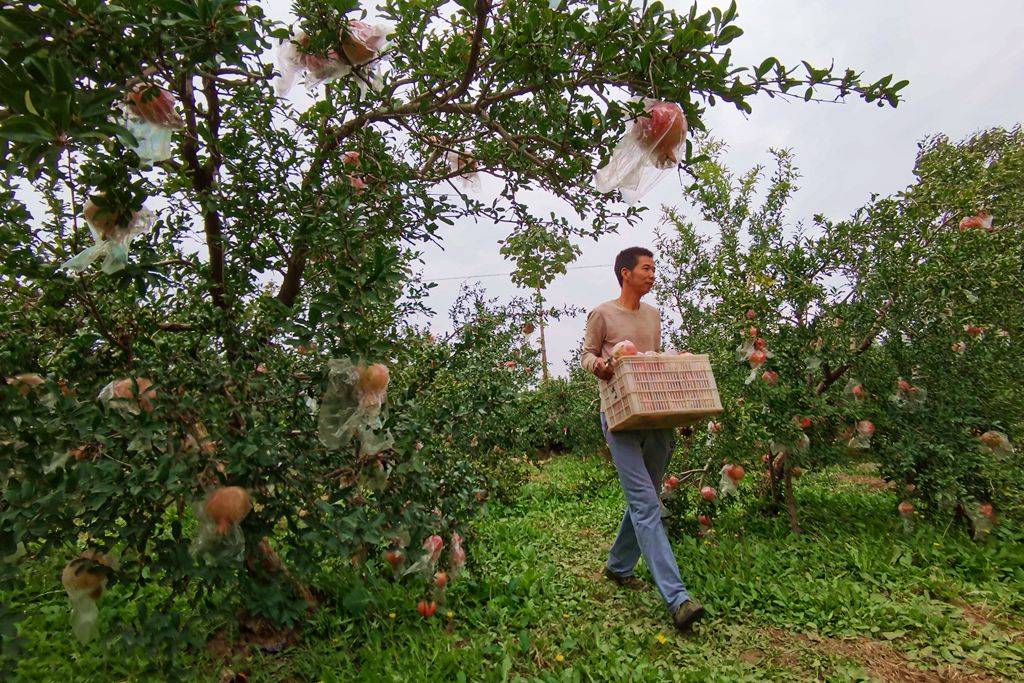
784, 468, 801, 535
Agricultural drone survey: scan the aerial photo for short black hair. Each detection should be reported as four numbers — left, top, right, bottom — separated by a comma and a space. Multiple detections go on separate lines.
614, 247, 654, 286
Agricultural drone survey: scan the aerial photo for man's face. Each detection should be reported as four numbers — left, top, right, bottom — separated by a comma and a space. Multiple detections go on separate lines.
623, 255, 656, 294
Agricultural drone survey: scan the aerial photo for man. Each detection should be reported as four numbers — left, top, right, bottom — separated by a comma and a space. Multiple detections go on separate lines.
581, 246, 705, 632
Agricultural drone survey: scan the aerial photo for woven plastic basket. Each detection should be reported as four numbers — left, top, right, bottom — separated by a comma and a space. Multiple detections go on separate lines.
599, 354, 723, 432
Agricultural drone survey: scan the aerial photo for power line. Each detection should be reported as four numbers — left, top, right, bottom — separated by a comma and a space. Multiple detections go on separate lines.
427, 263, 612, 283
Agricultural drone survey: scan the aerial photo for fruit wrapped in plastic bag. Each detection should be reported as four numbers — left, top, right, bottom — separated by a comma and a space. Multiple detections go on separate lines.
448, 532, 466, 580
891, 378, 926, 407
61, 196, 156, 274
719, 464, 744, 496
978, 430, 1014, 455
898, 501, 915, 535
847, 420, 875, 450
121, 83, 184, 164
96, 376, 157, 415
958, 211, 994, 232
594, 99, 687, 203
661, 474, 680, 500
276, 21, 393, 96
445, 150, 481, 190
843, 378, 868, 400
189, 486, 252, 564
317, 358, 394, 455
964, 503, 995, 541
61, 551, 116, 643
403, 534, 444, 579
610, 340, 638, 359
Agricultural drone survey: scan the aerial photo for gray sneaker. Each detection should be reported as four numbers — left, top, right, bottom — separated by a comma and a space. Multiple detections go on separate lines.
672, 598, 705, 632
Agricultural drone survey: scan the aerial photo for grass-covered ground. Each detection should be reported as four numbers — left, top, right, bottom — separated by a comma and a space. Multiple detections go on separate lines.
7, 454, 1024, 681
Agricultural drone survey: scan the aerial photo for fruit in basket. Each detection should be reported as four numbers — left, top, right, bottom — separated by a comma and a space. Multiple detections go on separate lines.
611, 340, 638, 358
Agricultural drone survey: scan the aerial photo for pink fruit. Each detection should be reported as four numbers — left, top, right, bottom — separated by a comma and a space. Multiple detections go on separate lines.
748, 350, 767, 367
856, 420, 875, 436
504, 360, 517, 368
342, 151, 361, 167
664, 475, 680, 490
762, 370, 779, 386
709, 421, 723, 434
964, 325, 983, 337
612, 340, 638, 358
126, 84, 183, 128
726, 465, 745, 482
700, 486, 717, 501
636, 101, 687, 165
898, 379, 912, 392
754, 337, 767, 351
433, 571, 448, 588
979, 503, 994, 518
898, 501, 914, 516
746, 309, 756, 319
698, 514, 711, 526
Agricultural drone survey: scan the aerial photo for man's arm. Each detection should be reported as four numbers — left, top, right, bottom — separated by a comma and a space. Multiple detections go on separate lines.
581, 309, 604, 372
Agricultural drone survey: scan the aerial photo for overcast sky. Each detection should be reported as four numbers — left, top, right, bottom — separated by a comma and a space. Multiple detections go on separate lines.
272, 1, 1024, 375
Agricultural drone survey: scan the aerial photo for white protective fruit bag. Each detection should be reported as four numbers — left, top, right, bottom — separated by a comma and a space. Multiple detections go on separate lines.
61, 198, 156, 275
276, 21, 393, 96
446, 150, 481, 190
317, 357, 394, 455
121, 84, 184, 164
594, 99, 687, 203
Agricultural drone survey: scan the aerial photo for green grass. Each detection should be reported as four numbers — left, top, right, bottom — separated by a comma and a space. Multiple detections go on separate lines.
6, 455, 1024, 681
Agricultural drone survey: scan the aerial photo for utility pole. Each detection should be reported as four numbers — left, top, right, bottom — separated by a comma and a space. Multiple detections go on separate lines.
536, 285, 549, 381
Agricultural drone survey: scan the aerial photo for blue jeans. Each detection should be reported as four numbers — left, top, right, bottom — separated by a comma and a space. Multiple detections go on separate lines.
601, 413, 691, 612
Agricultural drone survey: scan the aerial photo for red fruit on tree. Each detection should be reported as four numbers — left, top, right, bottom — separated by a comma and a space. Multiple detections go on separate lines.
754, 337, 767, 351
664, 475, 680, 490
762, 453, 771, 464
727, 465, 745, 482
979, 503, 994, 518
698, 514, 711, 526
503, 360, 517, 368
748, 349, 767, 367
709, 421, 723, 434
746, 309, 756, 319
762, 370, 779, 385
856, 420, 875, 436
964, 325, 983, 337
342, 151, 361, 167
417, 600, 437, 618
433, 571, 448, 588
800, 417, 812, 430
898, 501, 914, 516
700, 486, 717, 501
897, 379, 912, 392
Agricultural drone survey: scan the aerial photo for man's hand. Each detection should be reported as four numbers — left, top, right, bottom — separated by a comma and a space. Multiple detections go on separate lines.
594, 358, 614, 381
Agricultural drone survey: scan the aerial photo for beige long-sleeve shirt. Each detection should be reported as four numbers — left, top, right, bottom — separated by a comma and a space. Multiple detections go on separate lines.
581, 300, 662, 411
